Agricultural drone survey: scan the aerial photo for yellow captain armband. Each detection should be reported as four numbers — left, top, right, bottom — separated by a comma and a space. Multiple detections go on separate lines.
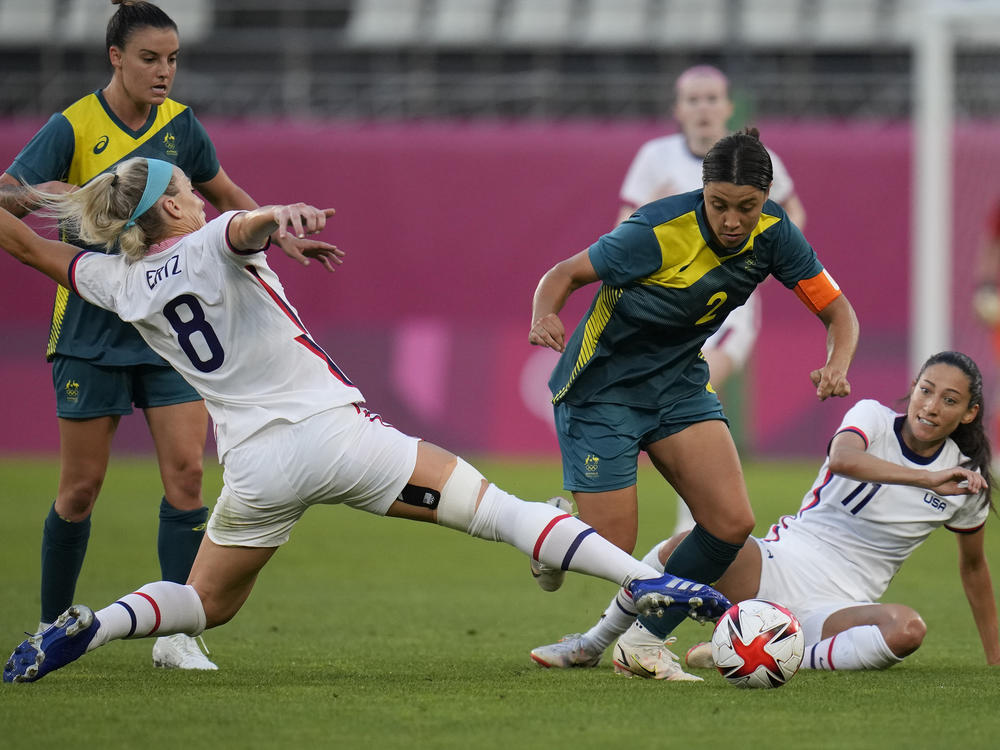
793, 269, 841, 314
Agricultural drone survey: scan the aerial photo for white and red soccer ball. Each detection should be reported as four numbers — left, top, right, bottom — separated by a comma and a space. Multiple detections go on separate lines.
710, 599, 805, 688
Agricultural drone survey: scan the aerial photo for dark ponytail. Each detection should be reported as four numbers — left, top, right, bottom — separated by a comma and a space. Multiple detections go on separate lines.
107, 1, 176, 51
702, 127, 773, 191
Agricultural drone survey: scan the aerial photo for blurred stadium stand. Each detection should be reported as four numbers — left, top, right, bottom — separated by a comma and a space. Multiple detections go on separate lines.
0, 0, 998, 119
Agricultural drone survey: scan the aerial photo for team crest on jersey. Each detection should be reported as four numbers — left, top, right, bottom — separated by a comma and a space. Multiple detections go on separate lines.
64, 379, 80, 403
744, 253, 758, 270
584, 453, 600, 478
163, 132, 177, 156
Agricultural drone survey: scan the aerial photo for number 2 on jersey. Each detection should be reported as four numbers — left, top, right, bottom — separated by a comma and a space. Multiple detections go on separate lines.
163, 294, 225, 372
695, 292, 727, 326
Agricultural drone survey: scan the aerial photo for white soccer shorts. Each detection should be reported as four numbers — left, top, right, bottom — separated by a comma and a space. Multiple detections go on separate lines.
207, 403, 419, 548
752, 535, 874, 646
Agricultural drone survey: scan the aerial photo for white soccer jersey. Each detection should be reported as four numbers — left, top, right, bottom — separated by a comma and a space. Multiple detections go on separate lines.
618, 132, 796, 210
69, 211, 364, 458
761, 399, 990, 603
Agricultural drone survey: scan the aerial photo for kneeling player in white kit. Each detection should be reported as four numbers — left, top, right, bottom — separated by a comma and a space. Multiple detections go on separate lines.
531, 351, 1000, 676
0, 157, 733, 683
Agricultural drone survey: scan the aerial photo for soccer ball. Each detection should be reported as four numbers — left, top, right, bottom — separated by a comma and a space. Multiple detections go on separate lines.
710, 599, 804, 689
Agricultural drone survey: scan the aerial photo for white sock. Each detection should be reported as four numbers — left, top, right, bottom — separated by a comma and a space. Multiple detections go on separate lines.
583, 588, 640, 652
88, 582, 207, 651
641, 540, 669, 572
582, 540, 670, 652
802, 625, 902, 670
467, 484, 659, 586
674, 497, 696, 534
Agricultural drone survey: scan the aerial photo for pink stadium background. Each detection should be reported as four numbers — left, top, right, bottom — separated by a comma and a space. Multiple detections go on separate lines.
0, 118, 997, 459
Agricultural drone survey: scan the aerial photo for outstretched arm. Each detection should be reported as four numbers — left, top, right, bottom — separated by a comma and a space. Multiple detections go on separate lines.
0, 206, 77, 288
196, 168, 343, 272
827, 430, 988, 496
226, 204, 338, 262
529, 249, 599, 353
956, 529, 1000, 665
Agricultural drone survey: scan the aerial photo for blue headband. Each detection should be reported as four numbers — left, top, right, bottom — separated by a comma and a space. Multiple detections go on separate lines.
124, 158, 175, 229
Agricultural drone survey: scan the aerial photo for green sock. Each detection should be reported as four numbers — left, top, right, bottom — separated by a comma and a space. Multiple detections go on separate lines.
157, 497, 208, 584
638, 524, 743, 639
40, 502, 91, 623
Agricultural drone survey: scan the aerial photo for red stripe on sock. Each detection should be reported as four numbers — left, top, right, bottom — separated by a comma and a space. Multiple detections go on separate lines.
532, 513, 573, 561
827, 634, 837, 670
133, 591, 162, 636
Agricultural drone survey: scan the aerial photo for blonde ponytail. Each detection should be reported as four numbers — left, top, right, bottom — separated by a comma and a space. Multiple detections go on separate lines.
27, 157, 177, 262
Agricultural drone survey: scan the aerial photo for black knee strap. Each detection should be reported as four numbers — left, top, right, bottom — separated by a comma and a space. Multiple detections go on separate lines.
397, 483, 441, 510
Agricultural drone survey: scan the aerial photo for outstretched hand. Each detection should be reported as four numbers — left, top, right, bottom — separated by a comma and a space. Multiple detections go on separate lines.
272, 234, 344, 273
270, 206, 344, 273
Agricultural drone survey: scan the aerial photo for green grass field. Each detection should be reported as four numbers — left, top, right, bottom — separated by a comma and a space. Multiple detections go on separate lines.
1, 456, 998, 749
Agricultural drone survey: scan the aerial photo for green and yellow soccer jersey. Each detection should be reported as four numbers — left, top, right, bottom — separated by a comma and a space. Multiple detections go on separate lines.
6, 90, 220, 364
549, 189, 826, 407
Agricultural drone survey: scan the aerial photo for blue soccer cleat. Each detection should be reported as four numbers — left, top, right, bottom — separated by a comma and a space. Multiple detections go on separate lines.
3, 605, 99, 683
626, 575, 731, 624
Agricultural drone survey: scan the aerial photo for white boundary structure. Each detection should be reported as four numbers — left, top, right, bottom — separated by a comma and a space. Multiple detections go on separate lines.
912, 0, 1000, 374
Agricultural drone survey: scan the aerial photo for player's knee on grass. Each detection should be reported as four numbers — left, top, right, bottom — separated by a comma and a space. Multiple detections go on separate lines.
884, 606, 927, 657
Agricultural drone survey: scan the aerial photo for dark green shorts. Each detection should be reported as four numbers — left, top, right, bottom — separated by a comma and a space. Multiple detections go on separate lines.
555, 387, 728, 493
52, 355, 201, 419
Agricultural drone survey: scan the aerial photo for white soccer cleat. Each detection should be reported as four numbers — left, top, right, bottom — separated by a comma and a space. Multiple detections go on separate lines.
529, 496, 575, 592
684, 641, 715, 670
530, 633, 602, 669
611, 623, 703, 681
152, 634, 218, 670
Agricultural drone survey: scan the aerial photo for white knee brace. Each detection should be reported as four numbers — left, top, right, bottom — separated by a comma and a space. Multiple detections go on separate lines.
436, 458, 486, 531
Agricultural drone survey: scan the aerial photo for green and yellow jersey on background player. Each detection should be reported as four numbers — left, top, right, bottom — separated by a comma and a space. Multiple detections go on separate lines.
6, 89, 220, 365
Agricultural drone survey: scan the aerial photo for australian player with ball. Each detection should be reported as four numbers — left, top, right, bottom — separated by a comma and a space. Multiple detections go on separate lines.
529, 128, 859, 680
532, 351, 1000, 681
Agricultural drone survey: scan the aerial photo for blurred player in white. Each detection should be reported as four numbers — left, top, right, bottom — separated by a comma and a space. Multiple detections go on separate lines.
0, 157, 731, 683
622, 64, 806, 535
532, 351, 999, 674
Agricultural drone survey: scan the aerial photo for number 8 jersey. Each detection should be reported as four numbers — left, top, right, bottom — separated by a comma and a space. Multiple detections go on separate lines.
68, 211, 364, 459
